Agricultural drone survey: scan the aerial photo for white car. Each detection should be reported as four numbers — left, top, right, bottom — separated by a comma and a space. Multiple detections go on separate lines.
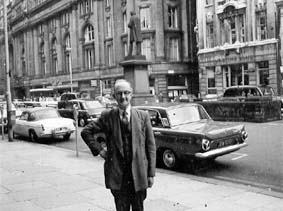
0, 102, 22, 132
13, 107, 75, 142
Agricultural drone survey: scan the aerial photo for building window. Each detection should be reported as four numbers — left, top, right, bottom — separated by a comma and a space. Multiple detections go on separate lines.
140, 7, 151, 29
206, 0, 213, 5
80, 0, 93, 16
105, 0, 110, 7
256, 10, 267, 40
85, 25, 95, 43
102, 79, 111, 89
168, 6, 178, 28
207, 67, 216, 94
21, 48, 26, 76
106, 44, 113, 66
223, 64, 249, 88
85, 48, 94, 69
219, 6, 246, 44
51, 39, 58, 74
141, 38, 152, 60
167, 74, 188, 100
64, 34, 71, 73
206, 23, 214, 48
123, 11, 127, 33
39, 43, 46, 75
168, 38, 179, 61
83, 24, 95, 69
61, 11, 70, 27
49, 18, 56, 32
123, 42, 128, 57
38, 24, 44, 36
257, 61, 269, 85
106, 17, 112, 37
239, 14, 245, 42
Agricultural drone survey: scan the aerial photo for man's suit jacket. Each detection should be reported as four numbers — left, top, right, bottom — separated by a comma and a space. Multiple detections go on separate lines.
81, 107, 156, 192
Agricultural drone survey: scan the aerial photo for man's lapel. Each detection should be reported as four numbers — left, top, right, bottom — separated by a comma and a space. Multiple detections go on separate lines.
113, 108, 124, 157
131, 108, 139, 157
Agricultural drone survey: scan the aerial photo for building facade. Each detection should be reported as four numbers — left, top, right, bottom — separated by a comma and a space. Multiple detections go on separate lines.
197, 0, 283, 97
276, 0, 283, 90
2, 0, 198, 102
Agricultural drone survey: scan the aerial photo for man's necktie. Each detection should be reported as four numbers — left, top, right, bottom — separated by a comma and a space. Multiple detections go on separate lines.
121, 110, 129, 126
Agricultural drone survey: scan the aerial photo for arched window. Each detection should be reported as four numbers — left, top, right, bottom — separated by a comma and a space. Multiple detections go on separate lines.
64, 34, 71, 73
83, 24, 95, 69
84, 25, 94, 43
51, 38, 58, 74
39, 42, 46, 75
21, 47, 26, 76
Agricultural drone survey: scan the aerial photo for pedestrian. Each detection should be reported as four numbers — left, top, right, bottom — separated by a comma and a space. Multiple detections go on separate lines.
128, 11, 142, 56
81, 79, 156, 211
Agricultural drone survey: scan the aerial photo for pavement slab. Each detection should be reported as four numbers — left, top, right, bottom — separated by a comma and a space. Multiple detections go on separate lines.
0, 140, 283, 211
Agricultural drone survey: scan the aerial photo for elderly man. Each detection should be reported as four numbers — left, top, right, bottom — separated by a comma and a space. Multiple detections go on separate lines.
81, 79, 156, 211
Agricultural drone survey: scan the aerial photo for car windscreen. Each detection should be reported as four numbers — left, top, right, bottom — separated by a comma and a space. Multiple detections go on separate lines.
34, 109, 59, 120
84, 101, 104, 109
167, 105, 208, 126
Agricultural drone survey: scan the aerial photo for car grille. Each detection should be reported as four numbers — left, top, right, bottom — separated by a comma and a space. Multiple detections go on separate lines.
210, 136, 240, 150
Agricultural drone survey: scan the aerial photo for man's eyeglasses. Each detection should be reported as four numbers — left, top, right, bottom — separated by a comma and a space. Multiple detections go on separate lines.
116, 91, 132, 96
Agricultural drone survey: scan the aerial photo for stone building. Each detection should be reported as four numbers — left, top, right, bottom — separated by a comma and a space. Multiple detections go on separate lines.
2, 0, 198, 101
197, 0, 282, 97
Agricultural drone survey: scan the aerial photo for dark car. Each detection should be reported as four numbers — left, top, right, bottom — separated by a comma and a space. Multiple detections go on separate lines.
221, 85, 276, 100
135, 103, 248, 170
58, 99, 106, 127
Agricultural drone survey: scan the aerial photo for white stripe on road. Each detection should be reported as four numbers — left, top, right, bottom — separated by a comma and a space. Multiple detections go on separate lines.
231, 152, 248, 160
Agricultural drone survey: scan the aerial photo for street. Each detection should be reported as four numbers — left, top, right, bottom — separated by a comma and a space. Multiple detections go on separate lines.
14, 119, 283, 193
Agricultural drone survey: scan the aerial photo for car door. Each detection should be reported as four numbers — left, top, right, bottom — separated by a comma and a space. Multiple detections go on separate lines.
15, 111, 29, 136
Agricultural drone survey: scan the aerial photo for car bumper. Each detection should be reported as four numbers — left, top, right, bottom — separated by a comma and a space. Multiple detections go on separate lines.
194, 143, 248, 159
40, 129, 75, 138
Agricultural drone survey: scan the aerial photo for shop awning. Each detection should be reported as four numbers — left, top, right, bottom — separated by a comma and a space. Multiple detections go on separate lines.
30, 88, 53, 93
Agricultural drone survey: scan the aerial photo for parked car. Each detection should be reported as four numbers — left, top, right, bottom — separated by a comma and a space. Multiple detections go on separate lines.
95, 95, 117, 108
0, 102, 22, 133
135, 103, 248, 170
58, 99, 106, 127
221, 85, 276, 100
13, 107, 75, 142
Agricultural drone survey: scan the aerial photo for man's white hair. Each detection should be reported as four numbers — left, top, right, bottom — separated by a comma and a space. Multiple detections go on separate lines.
114, 79, 132, 91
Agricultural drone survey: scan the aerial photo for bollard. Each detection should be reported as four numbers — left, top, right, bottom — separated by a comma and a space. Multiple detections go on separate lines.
73, 105, 79, 157
0, 106, 4, 140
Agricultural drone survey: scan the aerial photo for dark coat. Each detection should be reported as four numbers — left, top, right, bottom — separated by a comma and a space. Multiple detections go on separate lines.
81, 107, 156, 192
128, 14, 142, 42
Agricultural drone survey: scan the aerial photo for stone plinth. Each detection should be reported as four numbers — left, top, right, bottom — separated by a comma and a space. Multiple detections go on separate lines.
120, 56, 154, 106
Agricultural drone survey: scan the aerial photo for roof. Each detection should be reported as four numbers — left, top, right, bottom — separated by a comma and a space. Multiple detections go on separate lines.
22, 107, 56, 112
135, 102, 200, 110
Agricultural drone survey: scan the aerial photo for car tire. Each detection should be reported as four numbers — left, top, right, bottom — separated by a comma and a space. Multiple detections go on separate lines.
162, 149, 178, 170
63, 133, 71, 140
79, 118, 86, 127
29, 130, 38, 142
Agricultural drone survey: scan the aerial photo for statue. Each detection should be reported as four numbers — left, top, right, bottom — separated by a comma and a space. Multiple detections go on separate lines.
128, 11, 142, 56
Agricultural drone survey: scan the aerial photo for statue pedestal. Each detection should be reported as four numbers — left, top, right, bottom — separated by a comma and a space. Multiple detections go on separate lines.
120, 56, 154, 106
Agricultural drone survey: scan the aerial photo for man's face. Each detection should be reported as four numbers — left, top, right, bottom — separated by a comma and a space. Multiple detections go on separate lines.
114, 82, 132, 110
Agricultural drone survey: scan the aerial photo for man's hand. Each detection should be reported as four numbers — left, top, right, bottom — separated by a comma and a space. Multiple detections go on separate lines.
99, 144, 107, 159
148, 177, 154, 188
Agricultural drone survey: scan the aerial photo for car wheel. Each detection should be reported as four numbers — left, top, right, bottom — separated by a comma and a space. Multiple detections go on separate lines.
29, 130, 38, 142
63, 133, 71, 140
79, 118, 86, 127
162, 149, 177, 169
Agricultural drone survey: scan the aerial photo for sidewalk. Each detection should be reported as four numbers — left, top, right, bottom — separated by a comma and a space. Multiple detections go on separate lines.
0, 139, 282, 211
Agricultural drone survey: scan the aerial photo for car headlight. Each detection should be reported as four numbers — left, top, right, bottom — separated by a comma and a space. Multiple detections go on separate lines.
241, 130, 248, 141
202, 138, 210, 151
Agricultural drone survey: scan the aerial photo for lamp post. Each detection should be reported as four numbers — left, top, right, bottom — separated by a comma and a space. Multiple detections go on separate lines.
3, 0, 13, 142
